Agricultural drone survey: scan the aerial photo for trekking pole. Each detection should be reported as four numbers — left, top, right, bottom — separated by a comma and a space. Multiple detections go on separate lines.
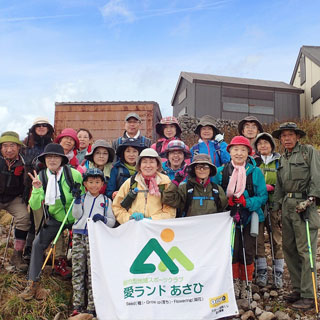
266, 203, 276, 287
231, 221, 236, 256
240, 218, 252, 308
41, 198, 75, 272
1, 217, 14, 268
305, 217, 319, 314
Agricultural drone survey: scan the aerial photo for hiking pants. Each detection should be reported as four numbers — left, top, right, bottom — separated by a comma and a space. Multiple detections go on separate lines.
28, 217, 71, 281
257, 210, 283, 259
72, 233, 94, 311
232, 223, 255, 265
282, 198, 319, 299
0, 196, 30, 232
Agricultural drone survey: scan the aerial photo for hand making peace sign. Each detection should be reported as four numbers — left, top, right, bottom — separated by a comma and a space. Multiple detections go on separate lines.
28, 170, 42, 189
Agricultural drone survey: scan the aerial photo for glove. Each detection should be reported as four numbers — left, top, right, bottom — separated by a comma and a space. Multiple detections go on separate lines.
228, 197, 235, 207
215, 133, 224, 143
266, 184, 275, 192
92, 214, 107, 224
130, 212, 144, 221
172, 170, 187, 186
233, 195, 246, 207
72, 183, 82, 199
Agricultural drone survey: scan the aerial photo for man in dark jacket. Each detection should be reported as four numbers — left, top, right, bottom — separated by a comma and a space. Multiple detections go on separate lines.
112, 112, 151, 152
0, 131, 30, 271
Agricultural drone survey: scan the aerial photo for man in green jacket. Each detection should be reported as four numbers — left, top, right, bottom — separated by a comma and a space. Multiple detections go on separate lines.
272, 122, 320, 310
19, 143, 83, 301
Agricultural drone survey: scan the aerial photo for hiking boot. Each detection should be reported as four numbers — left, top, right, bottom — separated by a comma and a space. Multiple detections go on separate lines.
292, 298, 315, 310
273, 271, 283, 289
255, 269, 267, 287
54, 257, 72, 279
240, 280, 252, 300
10, 250, 28, 272
23, 246, 32, 261
233, 278, 241, 299
284, 291, 300, 303
18, 280, 39, 301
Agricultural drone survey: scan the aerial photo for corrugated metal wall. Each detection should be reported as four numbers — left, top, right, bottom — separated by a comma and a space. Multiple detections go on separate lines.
173, 80, 301, 123
172, 79, 195, 117
54, 103, 161, 143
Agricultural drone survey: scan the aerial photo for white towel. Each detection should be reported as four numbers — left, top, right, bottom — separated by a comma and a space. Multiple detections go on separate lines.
45, 168, 63, 205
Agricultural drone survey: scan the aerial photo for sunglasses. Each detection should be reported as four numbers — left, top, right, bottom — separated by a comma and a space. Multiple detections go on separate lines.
35, 124, 49, 128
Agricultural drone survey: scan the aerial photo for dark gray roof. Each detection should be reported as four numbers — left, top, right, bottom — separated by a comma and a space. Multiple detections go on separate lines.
290, 46, 320, 84
55, 101, 159, 106
172, 71, 303, 105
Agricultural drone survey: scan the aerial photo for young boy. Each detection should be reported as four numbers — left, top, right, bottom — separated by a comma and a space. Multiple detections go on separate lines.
71, 168, 115, 317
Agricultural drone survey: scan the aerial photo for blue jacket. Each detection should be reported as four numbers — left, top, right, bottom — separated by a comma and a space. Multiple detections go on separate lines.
212, 157, 268, 224
190, 140, 230, 167
106, 160, 133, 198
162, 161, 187, 181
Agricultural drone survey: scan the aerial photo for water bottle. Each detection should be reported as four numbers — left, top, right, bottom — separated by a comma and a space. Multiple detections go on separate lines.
250, 211, 259, 237
120, 187, 138, 210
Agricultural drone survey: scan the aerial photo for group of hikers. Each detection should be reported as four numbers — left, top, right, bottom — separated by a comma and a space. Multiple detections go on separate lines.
0, 111, 319, 318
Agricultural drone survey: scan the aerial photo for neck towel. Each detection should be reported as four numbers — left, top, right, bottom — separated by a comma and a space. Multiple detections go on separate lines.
226, 160, 247, 198
45, 167, 63, 205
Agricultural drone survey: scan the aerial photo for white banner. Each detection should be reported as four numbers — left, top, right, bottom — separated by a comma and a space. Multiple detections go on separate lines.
88, 211, 239, 320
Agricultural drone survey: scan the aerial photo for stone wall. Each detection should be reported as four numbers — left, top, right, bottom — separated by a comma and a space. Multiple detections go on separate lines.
177, 114, 240, 146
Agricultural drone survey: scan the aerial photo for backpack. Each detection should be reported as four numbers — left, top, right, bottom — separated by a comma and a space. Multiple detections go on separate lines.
116, 165, 131, 190
192, 142, 222, 164
155, 141, 163, 154
117, 136, 146, 148
39, 165, 75, 206
221, 162, 255, 197
179, 180, 221, 218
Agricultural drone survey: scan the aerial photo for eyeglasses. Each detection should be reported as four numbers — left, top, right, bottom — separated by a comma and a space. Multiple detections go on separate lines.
195, 164, 210, 170
35, 124, 48, 128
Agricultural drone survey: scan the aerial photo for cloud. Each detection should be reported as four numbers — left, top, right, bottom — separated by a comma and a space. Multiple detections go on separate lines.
100, 0, 231, 25
100, 0, 135, 22
0, 14, 80, 23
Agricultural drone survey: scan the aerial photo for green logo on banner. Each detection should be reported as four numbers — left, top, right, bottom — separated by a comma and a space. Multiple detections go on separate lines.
130, 228, 194, 274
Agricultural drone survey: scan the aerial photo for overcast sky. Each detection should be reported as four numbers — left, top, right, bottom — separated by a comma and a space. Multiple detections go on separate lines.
0, 0, 319, 137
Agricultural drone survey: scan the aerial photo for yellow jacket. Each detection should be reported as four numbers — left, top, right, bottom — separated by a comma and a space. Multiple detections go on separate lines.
112, 172, 176, 224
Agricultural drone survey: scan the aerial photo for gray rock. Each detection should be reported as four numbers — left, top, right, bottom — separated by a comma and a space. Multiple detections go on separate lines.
274, 310, 291, 320
253, 293, 261, 301
250, 301, 257, 309
264, 292, 270, 299
269, 290, 278, 297
255, 306, 263, 316
258, 311, 275, 320
241, 310, 255, 320
237, 299, 249, 310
